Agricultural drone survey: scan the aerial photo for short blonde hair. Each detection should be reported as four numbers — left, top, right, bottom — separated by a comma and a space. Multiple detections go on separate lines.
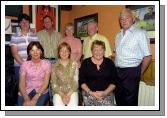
64, 22, 74, 36
65, 22, 74, 29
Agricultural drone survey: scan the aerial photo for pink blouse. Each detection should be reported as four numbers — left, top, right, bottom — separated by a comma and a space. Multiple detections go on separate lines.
19, 59, 51, 95
59, 36, 82, 62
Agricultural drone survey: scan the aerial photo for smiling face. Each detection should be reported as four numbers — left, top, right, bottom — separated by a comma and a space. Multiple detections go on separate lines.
29, 45, 42, 61
92, 44, 105, 61
19, 19, 30, 31
87, 22, 98, 37
59, 47, 70, 60
43, 17, 52, 30
120, 9, 134, 31
65, 25, 74, 37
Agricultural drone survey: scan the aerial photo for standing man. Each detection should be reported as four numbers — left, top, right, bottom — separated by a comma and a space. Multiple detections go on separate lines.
114, 9, 152, 106
10, 13, 39, 86
82, 21, 112, 59
37, 15, 62, 64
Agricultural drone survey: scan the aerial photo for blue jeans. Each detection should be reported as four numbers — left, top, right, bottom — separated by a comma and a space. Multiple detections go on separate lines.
17, 91, 49, 106
14, 66, 20, 86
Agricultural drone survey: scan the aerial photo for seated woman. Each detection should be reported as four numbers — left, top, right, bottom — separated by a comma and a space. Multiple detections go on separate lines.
18, 41, 51, 106
51, 42, 78, 106
79, 40, 117, 106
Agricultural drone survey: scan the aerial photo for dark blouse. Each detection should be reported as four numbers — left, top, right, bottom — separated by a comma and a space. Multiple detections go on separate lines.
79, 57, 117, 91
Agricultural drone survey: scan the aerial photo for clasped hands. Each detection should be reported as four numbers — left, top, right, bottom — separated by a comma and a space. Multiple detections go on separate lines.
60, 92, 72, 106
90, 91, 108, 101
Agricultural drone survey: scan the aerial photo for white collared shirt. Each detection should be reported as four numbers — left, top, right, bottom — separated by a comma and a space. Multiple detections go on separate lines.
115, 25, 151, 68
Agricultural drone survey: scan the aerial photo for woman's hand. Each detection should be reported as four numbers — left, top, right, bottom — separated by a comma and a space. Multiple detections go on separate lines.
30, 99, 37, 106
23, 98, 31, 106
95, 91, 108, 98
63, 95, 70, 105
90, 91, 103, 101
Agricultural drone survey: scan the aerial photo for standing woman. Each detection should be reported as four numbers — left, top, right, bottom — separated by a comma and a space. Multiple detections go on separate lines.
51, 42, 78, 106
10, 14, 39, 86
79, 40, 117, 106
18, 41, 51, 106
59, 23, 82, 65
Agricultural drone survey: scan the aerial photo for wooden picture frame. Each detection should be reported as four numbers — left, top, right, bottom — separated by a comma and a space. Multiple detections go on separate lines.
74, 13, 98, 39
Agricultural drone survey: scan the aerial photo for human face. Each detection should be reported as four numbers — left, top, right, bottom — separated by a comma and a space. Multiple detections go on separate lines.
92, 45, 105, 61
65, 26, 74, 36
19, 19, 30, 31
29, 45, 42, 61
59, 47, 70, 60
44, 17, 52, 30
87, 22, 98, 37
120, 11, 134, 30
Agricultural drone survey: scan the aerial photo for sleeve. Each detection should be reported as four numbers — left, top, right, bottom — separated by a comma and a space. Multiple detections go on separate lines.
78, 40, 83, 61
138, 30, 151, 57
79, 60, 87, 88
82, 37, 87, 57
58, 32, 62, 41
50, 64, 60, 95
71, 65, 79, 92
10, 35, 17, 46
34, 35, 40, 42
19, 62, 27, 76
109, 61, 118, 86
103, 36, 112, 57
44, 60, 51, 74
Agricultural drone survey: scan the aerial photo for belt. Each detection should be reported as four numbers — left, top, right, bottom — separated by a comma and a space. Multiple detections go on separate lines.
45, 58, 56, 60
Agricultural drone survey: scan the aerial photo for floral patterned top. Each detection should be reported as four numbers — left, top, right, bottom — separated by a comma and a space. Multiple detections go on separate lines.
19, 59, 51, 95
51, 59, 78, 95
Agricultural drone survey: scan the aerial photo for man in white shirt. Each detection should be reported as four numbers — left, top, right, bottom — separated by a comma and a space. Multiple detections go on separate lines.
114, 8, 152, 106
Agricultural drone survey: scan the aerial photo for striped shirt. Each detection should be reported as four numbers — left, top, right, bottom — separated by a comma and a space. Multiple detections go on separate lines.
115, 25, 151, 68
10, 31, 39, 66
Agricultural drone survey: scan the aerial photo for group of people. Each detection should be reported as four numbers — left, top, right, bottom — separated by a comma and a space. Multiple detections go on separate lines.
9, 8, 152, 106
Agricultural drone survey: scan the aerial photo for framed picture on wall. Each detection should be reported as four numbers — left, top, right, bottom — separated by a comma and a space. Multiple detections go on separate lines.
74, 13, 98, 39
126, 5, 155, 43
32, 5, 60, 32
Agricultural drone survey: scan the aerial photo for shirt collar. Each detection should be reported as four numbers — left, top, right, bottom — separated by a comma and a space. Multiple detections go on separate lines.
89, 33, 98, 39
120, 25, 136, 35
17, 30, 31, 36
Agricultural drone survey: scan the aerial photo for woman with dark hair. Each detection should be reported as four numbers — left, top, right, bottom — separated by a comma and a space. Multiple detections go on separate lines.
18, 41, 51, 106
51, 42, 79, 106
10, 13, 39, 86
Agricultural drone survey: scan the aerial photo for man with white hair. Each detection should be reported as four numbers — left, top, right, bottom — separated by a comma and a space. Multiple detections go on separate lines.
114, 9, 152, 106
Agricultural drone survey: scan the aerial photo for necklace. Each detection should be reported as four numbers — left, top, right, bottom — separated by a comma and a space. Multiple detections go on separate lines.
91, 57, 103, 70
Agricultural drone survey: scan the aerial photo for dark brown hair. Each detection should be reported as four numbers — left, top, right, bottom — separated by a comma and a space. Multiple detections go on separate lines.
18, 13, 30, 23
57, 42, 71, 59
27, 41, 44, 60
